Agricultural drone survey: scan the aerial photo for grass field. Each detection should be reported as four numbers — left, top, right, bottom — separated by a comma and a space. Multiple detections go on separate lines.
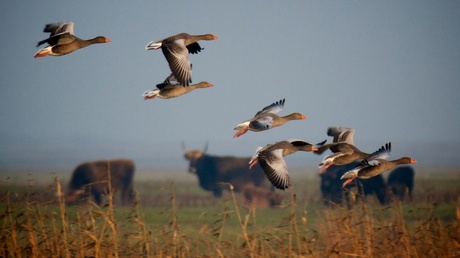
1, 167, 459, 257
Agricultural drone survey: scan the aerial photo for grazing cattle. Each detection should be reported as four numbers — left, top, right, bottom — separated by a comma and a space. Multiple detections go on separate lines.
242, 184, 283, 208
320, 161, 388, 207
387, 166, 415, 202
65, 159, 135, 205
183, 143, 270, 197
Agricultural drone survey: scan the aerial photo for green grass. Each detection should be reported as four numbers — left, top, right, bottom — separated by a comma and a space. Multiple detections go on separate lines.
0, 168, 459, 257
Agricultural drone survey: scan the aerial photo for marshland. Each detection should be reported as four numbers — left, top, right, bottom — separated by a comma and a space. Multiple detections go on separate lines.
3, 2, 460, 257
1, 167, 459, 257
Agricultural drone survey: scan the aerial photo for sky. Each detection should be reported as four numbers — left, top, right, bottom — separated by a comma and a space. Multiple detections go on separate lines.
1, 1, 460, 174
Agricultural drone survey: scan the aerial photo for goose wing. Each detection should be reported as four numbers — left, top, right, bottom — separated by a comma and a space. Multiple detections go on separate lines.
254, 99, 285, 117
161, 38, 192, 86
258, 148, 291, 190
37, 22, 76, 47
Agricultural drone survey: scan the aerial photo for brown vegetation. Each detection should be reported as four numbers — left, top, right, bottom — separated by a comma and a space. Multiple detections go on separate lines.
0, 172, 459, 257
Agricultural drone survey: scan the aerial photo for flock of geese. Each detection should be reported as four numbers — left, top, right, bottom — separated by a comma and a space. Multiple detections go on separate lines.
34, 22, 416, 191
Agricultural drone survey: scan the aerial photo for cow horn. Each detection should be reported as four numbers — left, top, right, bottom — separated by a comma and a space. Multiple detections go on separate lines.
181, 141, 188, 153
203, 142, 208, 154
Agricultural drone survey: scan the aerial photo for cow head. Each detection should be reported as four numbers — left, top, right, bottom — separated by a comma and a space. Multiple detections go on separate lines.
182, 142, 208, 173
62, 189, 86, 204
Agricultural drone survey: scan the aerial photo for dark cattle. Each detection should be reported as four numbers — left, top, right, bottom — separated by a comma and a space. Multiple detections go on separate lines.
387, 166, 415, 202
183, 144, 270, 197
320, 161, 388, 207
65, 159, 135, 205
242, 184, 283, 208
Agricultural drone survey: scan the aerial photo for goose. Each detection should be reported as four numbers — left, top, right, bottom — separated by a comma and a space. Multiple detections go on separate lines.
146, 33, 218, 86
34, 21, 111, 58
249, 139, 317, 190
315, 126, 356, 154
233, 99, 306, 138
341, 143, 415, 187
143, 74, 213, 100
316, 127, 390, 173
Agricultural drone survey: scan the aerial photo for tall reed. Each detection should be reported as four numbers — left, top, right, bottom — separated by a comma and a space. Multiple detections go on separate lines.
1, 175, 459, 257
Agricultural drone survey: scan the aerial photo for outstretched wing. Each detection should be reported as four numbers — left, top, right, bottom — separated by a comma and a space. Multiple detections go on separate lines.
254, 99, 285, 117
37, 22, 76, 47
161, 38, 192, 86
258, 148, 291, 190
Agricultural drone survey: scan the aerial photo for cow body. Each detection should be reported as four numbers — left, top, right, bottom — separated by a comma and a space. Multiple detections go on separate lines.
183, 147, 270, 197
387, 166, 415, 201
65, 159, 135, 205
320, 161, 388, 207
242, 184, 283, 208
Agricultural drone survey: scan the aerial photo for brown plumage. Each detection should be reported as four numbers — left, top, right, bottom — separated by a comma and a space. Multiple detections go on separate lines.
146, 33, 218, 86
341, 144, 416, 187
249, 139, 318, 190
34, 22, 111, 58
233, 99, 307, 138
143, 76, 213, 100
316, 127, 389, 172
314, 126, 355, 154
318, 144, 377, 171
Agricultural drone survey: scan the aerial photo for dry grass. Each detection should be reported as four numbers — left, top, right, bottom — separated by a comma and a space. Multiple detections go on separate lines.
0, 172, 459, 257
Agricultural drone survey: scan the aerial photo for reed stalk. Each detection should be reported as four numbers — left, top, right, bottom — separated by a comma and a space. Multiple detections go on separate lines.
105, 160, 119, 258
169, 181, 179, 257
24, 205, 39, 257
5, 192, 21, 258
0, 174, 458, 257
55, 177, 71, 258
227, 183, 254, 258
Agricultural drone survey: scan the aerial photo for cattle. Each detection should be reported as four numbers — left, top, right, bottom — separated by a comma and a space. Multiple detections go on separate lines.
242, 184, 283, 208
387, 166, 415, 202
65, 159, 135, 206
183, 143, 271, 197
320, 161, 388, 207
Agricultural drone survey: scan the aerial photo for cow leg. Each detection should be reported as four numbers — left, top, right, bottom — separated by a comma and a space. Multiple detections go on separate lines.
213, 187, 223, 198
122, 185, 135, 205
92, 190, 102, 205
408, 186, 413, 202
81, 188, 91, 204
356, 181, 367, 205
391, 184, 405, 201
344, 189, 353, 209
377, 187, 389, 205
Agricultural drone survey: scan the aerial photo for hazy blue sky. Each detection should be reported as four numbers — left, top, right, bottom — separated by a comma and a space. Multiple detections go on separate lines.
1, 1, 459, 173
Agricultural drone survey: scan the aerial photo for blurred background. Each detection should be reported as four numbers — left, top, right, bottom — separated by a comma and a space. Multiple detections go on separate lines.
1, 1, 459, 175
